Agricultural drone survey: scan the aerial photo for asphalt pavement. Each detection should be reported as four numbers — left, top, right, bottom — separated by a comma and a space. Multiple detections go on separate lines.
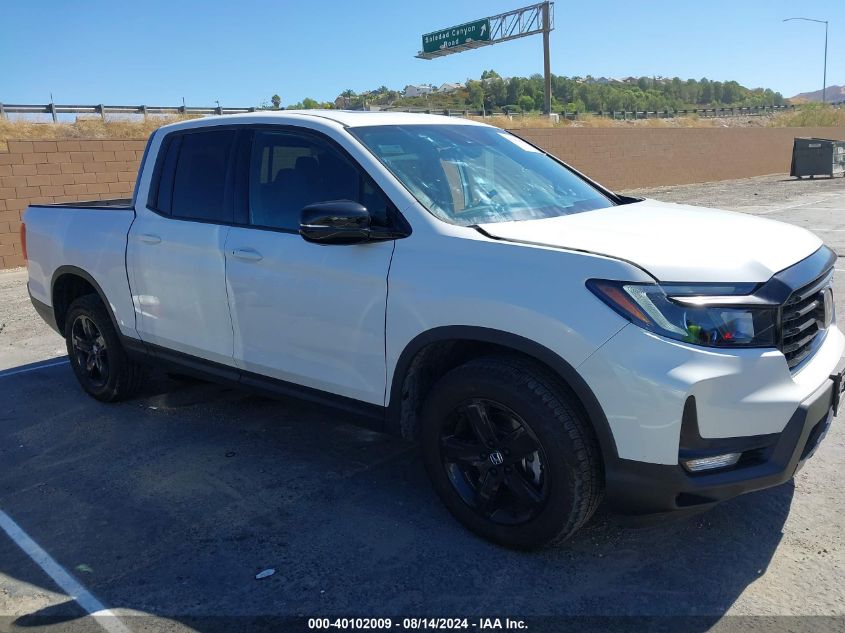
1, 173, 844, 632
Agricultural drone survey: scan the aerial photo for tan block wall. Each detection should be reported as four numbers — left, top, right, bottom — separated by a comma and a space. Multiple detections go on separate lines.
512, 126, 845, 191
0, 139, 146, 269
1, 127, 845, 269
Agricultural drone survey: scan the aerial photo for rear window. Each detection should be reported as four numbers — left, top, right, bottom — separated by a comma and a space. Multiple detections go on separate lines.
151, 129, 235, 223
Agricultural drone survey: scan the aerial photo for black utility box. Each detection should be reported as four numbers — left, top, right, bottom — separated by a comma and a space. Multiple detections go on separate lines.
790, 137, 845, 178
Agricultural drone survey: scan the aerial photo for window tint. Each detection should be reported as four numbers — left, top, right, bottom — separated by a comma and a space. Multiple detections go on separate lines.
152, 135, 181, 213
249, 131, 364, 231
170, 130, 235, 222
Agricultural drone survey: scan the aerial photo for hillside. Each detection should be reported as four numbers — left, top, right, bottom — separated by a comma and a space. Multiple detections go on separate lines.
297, 73, 786, 114
789, 85, 845, 103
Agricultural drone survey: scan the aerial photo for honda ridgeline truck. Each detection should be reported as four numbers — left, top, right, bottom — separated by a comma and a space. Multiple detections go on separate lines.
23, 112, 845, 549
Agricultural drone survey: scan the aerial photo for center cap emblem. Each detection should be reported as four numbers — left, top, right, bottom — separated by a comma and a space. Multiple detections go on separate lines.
489, 451, 504, 465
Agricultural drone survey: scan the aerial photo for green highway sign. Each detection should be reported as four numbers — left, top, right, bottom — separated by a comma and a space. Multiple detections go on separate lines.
422, 18, 491, 54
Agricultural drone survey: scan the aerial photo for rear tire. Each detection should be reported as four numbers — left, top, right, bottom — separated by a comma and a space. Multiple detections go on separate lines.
420, 356, 603, 549
64, 294, 145, 402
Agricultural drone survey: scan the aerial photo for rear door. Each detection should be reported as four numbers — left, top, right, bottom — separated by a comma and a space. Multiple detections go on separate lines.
127, 128, 240, 366
223, 127, 397, 405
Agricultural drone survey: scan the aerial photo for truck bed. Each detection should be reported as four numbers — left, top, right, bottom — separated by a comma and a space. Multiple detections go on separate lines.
24, 201, 139, 339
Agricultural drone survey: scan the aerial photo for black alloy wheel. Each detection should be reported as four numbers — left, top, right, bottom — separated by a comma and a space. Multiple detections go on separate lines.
70, 314, 109, 388
420, 355, 603, 549
440, 398, 549, 525
64, 294, 146, 402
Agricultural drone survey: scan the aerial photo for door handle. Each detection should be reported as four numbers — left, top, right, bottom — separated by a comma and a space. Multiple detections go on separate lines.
138, 233, 161, 245
230, 248, 263, 262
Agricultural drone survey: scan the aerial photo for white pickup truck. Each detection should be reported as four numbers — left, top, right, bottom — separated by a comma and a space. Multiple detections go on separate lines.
23, 111, 845, 549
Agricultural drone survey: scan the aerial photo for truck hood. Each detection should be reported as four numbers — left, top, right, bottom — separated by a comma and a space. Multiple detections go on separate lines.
477, 199, 824, 282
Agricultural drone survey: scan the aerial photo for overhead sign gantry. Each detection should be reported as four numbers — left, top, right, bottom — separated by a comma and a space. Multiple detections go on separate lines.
416, 2, 555, 114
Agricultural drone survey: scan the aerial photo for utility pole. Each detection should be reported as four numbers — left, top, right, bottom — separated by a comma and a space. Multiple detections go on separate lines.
542, 1, 552, 114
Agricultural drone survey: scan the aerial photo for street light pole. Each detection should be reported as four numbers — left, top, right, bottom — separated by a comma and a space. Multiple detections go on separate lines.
783, 17, 829, 104
823, 20, 828, 104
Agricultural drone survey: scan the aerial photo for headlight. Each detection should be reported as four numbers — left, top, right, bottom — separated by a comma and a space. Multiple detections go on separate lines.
587, 279, 777, 348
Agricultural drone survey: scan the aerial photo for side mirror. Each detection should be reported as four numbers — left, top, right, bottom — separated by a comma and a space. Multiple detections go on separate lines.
299, 201, 371, 244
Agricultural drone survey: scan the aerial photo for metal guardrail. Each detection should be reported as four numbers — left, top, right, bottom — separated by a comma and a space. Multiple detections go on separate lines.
0, 103, 258, 122
2, 101, 842, 123
385, 103, 845, 119
387, 101, 845, 119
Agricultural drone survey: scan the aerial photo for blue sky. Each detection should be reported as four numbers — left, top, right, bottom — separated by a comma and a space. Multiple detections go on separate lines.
1, 0, 842, 107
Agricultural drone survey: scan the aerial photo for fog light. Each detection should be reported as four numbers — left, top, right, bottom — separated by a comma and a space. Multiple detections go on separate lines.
682, 453, 741, 472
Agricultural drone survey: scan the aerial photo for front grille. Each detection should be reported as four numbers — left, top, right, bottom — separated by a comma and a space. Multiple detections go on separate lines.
779, 270, 832, 369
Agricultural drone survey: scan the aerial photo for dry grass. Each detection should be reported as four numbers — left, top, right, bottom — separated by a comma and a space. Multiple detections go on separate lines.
468, 114, 561, 129
1, 107, 840, 148
770, 104, 845, 128
0, 115, 200, 149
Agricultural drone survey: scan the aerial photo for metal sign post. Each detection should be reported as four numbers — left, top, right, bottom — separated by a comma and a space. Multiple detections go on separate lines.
416, 2, 555, 114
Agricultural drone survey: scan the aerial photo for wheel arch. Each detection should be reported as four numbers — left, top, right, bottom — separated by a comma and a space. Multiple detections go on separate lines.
51, 266, 121, 337
387, 326, 619, 464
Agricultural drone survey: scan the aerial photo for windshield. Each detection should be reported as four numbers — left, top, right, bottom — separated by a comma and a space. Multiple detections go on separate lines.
350, 124, 615, 226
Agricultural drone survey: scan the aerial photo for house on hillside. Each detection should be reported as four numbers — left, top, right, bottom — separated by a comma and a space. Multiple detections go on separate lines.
439, 82, 465, 93
598, 77, 626, 85
404, 84, 434, 98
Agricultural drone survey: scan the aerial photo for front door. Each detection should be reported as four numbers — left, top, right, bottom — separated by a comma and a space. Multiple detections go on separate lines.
224, 128, 396, 404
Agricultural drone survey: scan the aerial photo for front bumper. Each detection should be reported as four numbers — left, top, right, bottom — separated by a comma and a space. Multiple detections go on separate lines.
604, 358, 844, 515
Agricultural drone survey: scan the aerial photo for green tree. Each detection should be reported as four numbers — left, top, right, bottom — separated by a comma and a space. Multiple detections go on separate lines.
517, 95, 535, 112
302, 97, 319, 109
699, 78, 712, 104
323, 70, 783, 116
466, 80, 485, 109
485, 77, 507, 109
271, 94, 281, 109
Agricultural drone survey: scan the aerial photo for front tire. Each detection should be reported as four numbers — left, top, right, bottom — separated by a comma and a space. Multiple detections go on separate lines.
65, 294, 145, 402
420, 356, 603, 549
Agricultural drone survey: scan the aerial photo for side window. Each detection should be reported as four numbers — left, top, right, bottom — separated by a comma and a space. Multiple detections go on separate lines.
249, 131, 358, 231
151, 135, 181, 214
249, 131, 390, 231
169, 130, 236, 222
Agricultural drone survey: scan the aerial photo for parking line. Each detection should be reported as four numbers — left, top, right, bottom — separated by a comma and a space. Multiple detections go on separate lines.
0, 510, 131, 633
0, 358, 69, 378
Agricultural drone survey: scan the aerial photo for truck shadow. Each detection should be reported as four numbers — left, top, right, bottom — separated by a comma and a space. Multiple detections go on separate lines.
1, 370, 795, 632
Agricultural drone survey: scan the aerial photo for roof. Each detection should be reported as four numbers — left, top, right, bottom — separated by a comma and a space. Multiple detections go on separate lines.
156, 110, 488, 133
